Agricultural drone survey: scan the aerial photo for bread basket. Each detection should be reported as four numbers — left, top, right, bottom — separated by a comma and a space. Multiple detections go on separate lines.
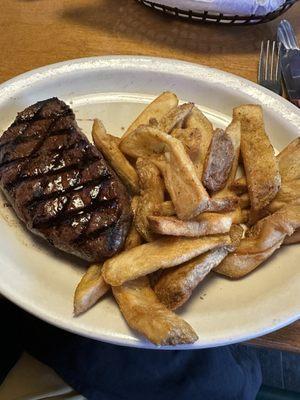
136, 0, 297, 24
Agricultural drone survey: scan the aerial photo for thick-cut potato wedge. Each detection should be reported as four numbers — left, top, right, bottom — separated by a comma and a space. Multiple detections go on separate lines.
135, 158, 165, 242
120, 125, 209, 219
154, 197, 238, 218
277, 137, 300, 182
269, 138, 300, 212
148, 214, 232, 237
154, 225, 243, 310
154, 248, 228, 310
112, 277, 198, 346
92, 119, 139, 194
215, 244, 281, 278
171, 127, 202, 163
215, 205, 300, 278
184, 106, 213, 178
202, 129, 235, 194
73, 264, 109, 316
122, 92, 178, 139
234, 105, 281, 211
124, 196, 143, 250
103, 234, 231, 286
152, 154, 209, 219
238, 138, 300, 215
158, 103, 194, 134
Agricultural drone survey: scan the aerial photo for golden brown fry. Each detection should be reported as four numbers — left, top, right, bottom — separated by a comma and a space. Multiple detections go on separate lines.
124, 197, 143, 250
158, 103, 194, 134
122, 92, 178, 139
154, 225, 243, 310
215, 205, 300, 278
237, 138, 300, 222
92, 119, 139, 194
112, 277, 198, 346
154, 197, 238, 217
154, 248, 228, 310
269, 138, 300, 212
120, 125, 209, 219
73, 264, 110, 316
103, 234, 231, 286
148, 214, 232, 237
184, 106, 213, 178
202, 129, 235, 194
234, 105, 281, 211
171, 127, 202, 163
152, 154, 209, 219
135, 158, 165, 242
277, 137, 300, 182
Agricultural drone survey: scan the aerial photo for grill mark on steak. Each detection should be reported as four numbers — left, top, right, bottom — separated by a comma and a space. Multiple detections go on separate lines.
33, 198, 118, 229
23, 165, 110, 209
0, 111, 71, 168
5, 146, 99, 191
0, 98, 131, 261
28, 178, 117, 227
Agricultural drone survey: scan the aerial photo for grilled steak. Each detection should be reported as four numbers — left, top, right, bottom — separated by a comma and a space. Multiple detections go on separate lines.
0, 98, 132, 262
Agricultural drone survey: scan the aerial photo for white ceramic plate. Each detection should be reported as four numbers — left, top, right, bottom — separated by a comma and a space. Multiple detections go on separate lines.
0, 56, 299, 350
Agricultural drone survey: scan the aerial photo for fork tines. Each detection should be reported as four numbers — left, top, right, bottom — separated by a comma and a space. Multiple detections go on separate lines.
258, 40, 282, 95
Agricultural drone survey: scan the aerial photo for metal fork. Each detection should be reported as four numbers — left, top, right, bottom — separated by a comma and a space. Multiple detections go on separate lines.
258, 40, 282, 95
277, 19, 299, 50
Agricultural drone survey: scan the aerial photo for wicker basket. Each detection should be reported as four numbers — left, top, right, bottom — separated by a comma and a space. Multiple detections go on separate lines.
136, 0, 297, 25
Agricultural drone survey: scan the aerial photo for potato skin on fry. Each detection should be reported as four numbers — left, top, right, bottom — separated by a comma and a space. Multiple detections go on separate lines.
112, 277, 198, 346
202, 129, 234, 194
103, 234, 231, 286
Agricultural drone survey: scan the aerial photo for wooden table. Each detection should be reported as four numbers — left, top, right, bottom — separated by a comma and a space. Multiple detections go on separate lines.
0, 0, 299, 352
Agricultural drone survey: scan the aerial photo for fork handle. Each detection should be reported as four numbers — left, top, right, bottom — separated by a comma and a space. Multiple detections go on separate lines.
291, 99, 300, 108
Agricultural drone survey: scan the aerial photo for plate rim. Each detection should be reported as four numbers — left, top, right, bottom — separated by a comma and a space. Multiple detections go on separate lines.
0, 55, 299, 350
